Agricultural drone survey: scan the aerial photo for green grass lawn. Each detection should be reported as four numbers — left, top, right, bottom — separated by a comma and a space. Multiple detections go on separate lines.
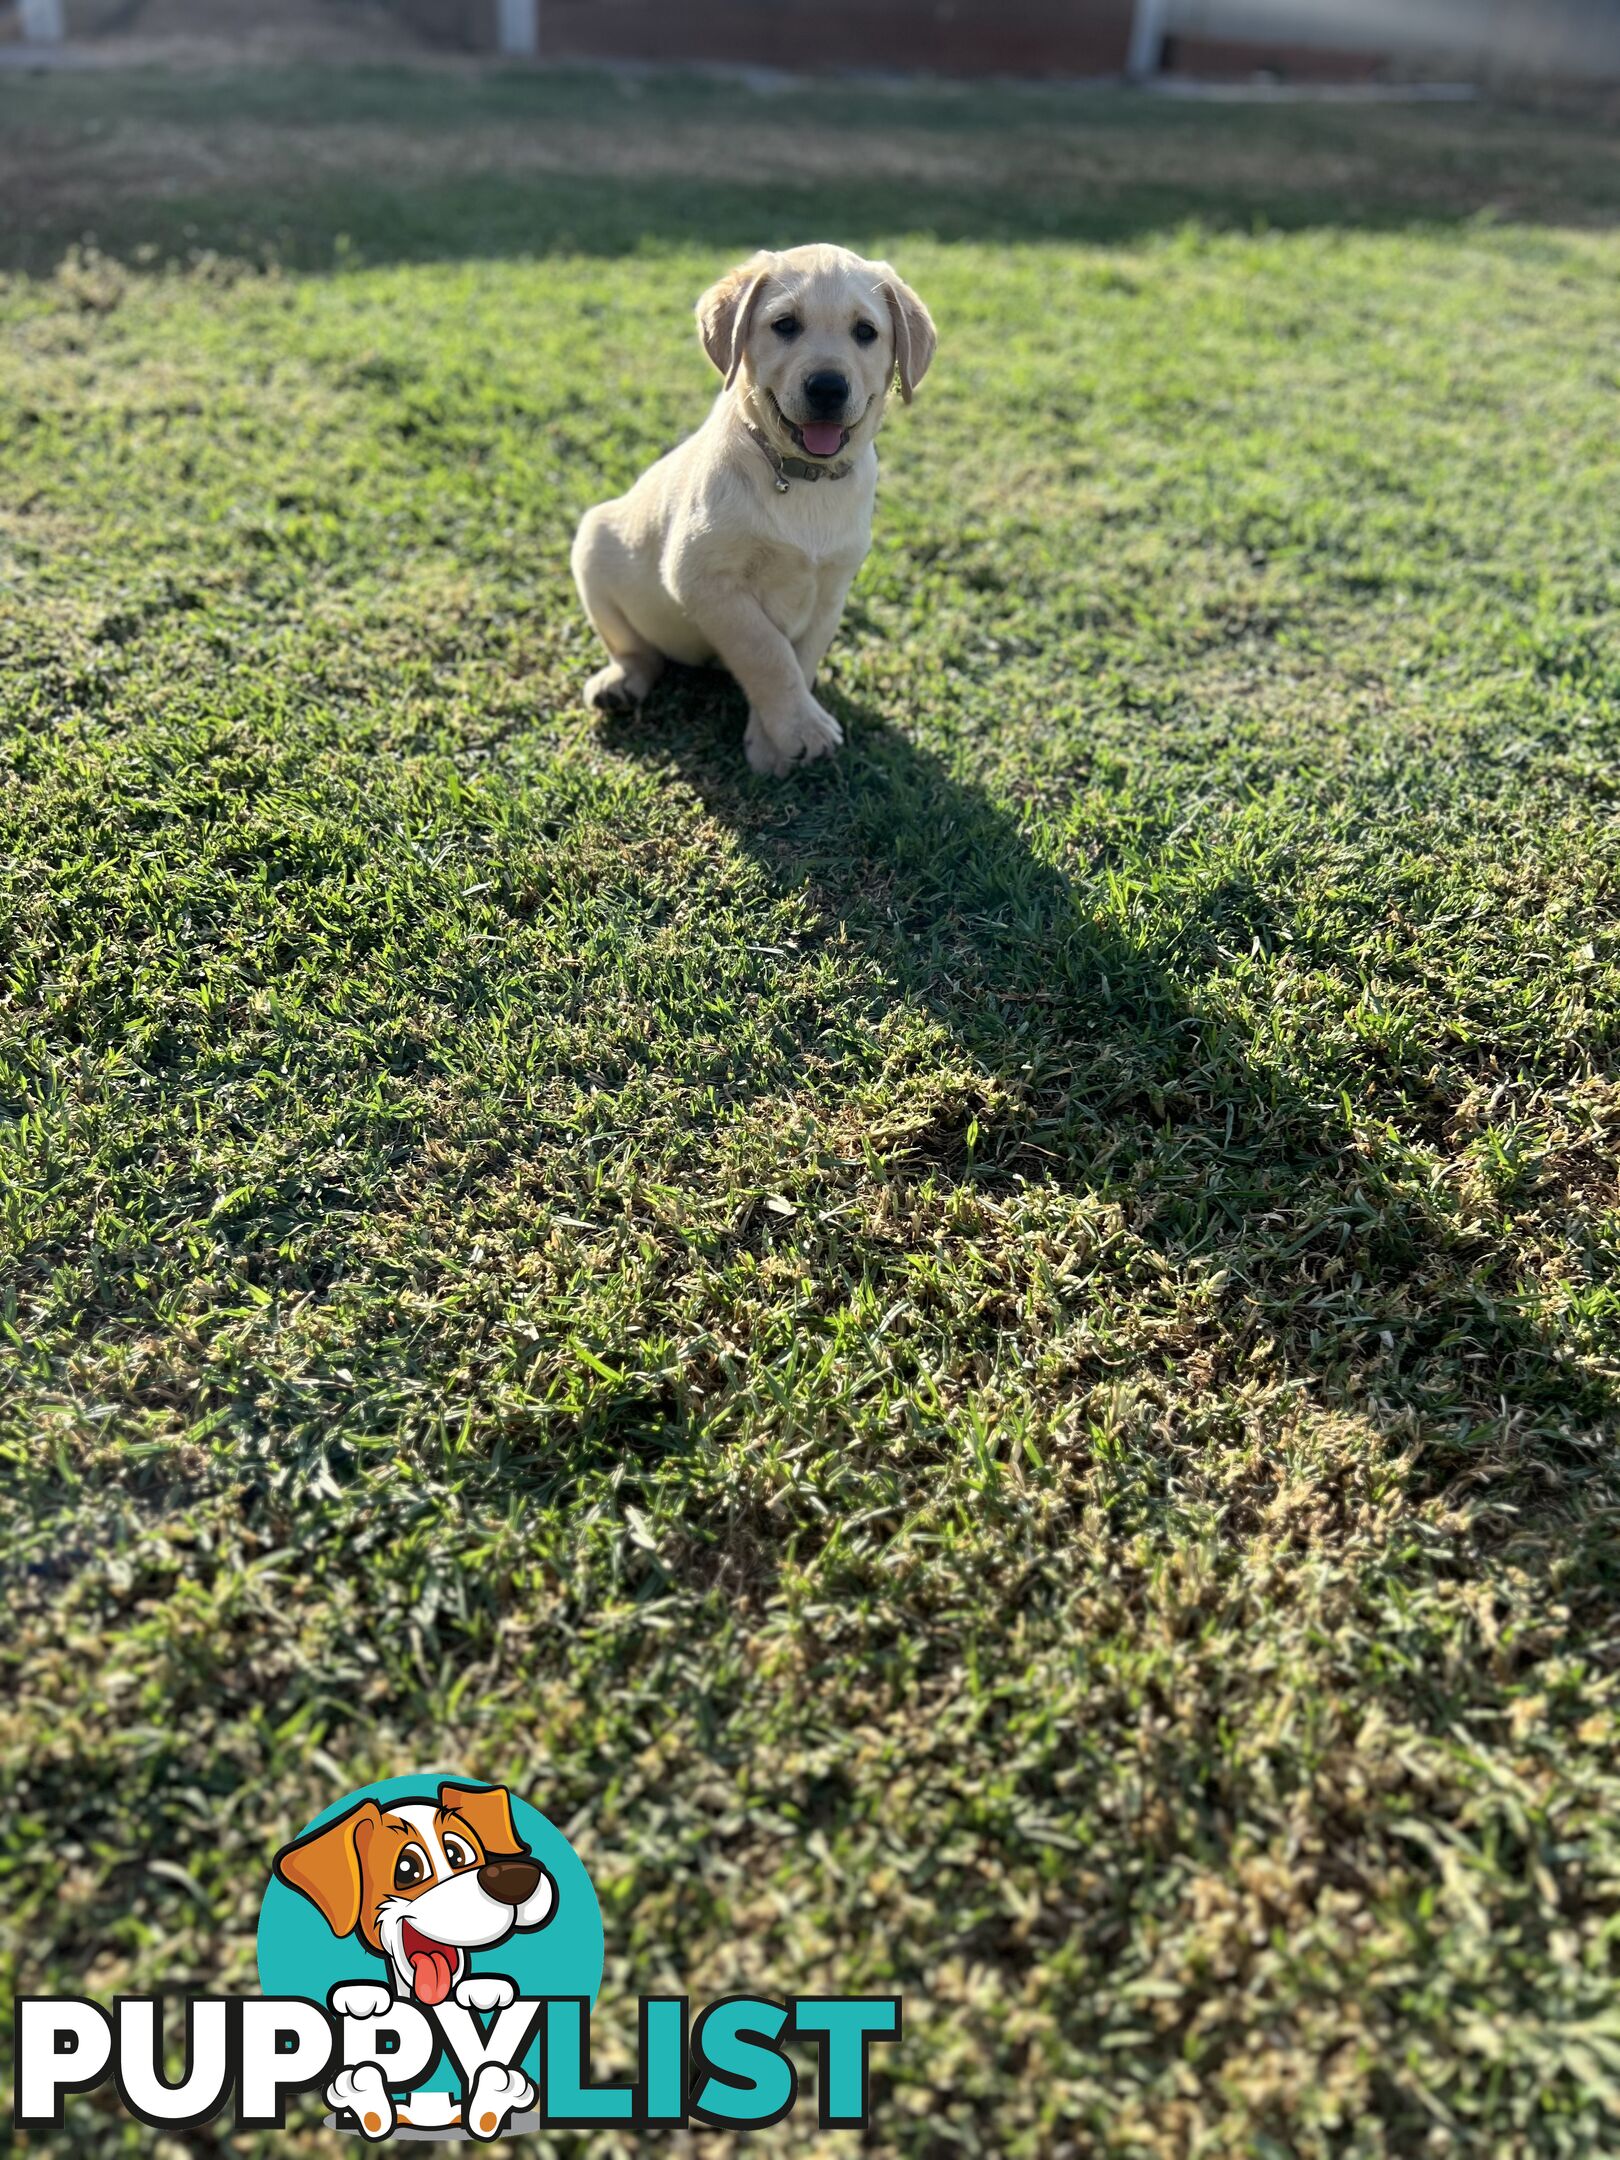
4, 63, 1620, 2158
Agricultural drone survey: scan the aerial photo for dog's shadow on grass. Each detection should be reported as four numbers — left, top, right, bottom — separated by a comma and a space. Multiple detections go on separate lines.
601, 671, 1613, 1540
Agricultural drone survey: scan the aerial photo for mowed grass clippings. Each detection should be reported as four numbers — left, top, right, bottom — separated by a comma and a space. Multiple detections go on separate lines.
3, 64, 1620, 2160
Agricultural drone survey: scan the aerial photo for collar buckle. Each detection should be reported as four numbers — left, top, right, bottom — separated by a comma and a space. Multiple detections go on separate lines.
745, 422, 853, 492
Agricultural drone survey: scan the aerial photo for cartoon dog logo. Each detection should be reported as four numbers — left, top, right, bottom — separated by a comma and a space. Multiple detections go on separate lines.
273, 1780, 557, 2006
274, 1781, 557, 2139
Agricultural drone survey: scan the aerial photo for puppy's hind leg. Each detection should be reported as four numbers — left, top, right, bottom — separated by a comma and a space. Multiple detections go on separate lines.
582, 598, 663, 714
572, 511, 664, 714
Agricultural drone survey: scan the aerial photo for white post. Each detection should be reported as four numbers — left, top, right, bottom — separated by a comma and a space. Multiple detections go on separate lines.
19, 0, 67, 42
1127, 0, 1168, 80
495, 0, 538, 55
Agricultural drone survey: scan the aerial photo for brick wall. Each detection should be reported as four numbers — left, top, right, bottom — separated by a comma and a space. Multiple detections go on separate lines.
397, 0, 1136, 74
391, 0, 500, 48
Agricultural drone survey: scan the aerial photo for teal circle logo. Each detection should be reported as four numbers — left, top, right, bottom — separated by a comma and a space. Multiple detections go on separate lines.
258, 1773, 602, 2104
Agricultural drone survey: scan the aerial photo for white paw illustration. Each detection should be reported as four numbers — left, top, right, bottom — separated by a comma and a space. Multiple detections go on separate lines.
328, 2063, 395, 2141
330, 1981, 394, 2022
745, 700, 843, 778
464, 2062, 535, 2141
454, 1973, 517, 2013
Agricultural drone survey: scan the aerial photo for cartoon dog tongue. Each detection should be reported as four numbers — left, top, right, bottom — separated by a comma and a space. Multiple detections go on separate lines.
798, 422, 845, 458
402, 1922, 458, 2005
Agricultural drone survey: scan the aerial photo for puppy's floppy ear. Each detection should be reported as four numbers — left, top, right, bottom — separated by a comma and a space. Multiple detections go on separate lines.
696, 253, 774, 390
878, 270, 937, 404
274, 1800, 381, 1937
439, 1782, 527, 1858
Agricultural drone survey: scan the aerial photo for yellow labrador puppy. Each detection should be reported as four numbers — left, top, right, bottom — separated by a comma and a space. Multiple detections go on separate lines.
571, 244, 935, 777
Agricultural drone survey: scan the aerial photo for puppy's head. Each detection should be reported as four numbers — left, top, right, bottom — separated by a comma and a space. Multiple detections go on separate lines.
274, 1782, 556, 2005
697, 243, 935, 465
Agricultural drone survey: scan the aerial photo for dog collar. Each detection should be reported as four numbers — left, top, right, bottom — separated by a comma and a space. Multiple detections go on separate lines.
744, 422, 854, 493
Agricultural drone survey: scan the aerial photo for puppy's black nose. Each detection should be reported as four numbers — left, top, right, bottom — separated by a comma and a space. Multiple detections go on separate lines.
478, 1857, 542, 1907
803, 370, 849, 414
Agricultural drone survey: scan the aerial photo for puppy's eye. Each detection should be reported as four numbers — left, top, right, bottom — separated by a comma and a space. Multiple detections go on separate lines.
442, 1836, 475, 1871
393, 1846, 429, 1890
771, 316, 801, 339
853, 321, 879, 345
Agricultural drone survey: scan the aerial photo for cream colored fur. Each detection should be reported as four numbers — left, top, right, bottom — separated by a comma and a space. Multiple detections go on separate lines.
571, 244, 935, 777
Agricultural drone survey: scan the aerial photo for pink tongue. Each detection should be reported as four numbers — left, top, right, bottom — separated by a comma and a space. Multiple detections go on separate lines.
410, 1943, 457, 2006
799, 423, 845, 458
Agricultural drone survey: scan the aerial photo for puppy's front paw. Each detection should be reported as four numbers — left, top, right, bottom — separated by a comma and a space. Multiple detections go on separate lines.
328, 2063, 394, 2141
745, 699, 843, 778
464, 2062, 535, 2141
454, 1973, 516, 2013
791, 695, 843, 757
744, 710, 785, 776
330, 1982, 394, 2022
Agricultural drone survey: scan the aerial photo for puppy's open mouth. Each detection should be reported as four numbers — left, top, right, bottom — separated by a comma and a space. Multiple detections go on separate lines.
400, 1919, 461, 2005
766, 392, 850, 461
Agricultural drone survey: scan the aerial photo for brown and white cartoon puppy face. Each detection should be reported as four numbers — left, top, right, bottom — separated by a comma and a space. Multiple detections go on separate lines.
274, 1783, 556, 2006
697, 243, 935, 466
